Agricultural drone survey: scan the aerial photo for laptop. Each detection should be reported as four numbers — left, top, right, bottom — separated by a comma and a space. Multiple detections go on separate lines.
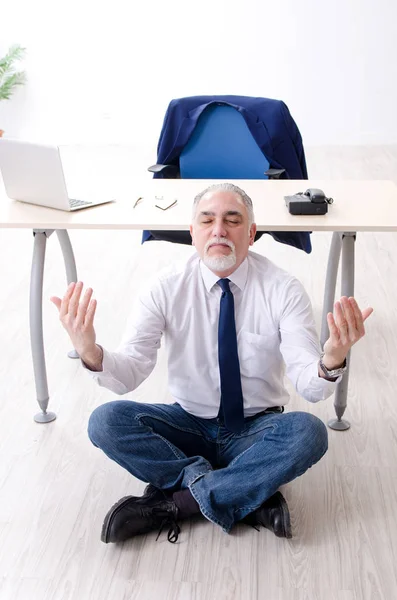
0, 139, 115, 211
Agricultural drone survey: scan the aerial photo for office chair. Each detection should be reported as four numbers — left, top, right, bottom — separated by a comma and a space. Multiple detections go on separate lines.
142, 95, 311, 254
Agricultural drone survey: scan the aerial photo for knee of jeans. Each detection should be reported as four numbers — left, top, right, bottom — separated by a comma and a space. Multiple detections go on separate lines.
87, 400, 133, 448
290, 411, 328, 458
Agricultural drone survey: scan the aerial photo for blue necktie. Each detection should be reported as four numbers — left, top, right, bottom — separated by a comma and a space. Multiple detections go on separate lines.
217, 278, 245, 433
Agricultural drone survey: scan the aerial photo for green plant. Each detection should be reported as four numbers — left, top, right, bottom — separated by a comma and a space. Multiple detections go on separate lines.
0, 44, 27, 101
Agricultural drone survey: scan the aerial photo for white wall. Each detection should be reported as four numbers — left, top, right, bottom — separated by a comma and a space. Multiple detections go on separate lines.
1, 0, 397, 153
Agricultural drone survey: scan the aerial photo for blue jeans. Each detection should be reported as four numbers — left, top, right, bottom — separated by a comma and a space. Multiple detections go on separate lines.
88, 401, 328, 533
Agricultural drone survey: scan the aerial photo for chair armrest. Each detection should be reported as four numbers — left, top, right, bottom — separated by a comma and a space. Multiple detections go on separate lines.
265, 168, 286, 179
148, 163, 179, 176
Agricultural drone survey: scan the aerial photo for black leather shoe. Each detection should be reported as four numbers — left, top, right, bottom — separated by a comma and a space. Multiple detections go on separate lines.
242, 491, 292, 538
142, 483, 170, 501
101, 487, 180, 544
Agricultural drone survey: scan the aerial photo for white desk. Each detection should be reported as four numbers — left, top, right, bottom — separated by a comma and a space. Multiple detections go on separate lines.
2, 178, 397, 428
2, 178, 397, 231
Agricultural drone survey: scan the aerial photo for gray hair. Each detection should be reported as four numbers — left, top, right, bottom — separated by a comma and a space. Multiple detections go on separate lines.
192, 183, 255, 226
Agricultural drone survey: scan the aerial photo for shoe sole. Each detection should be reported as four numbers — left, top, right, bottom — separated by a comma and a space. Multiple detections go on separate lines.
101, 495, 138, 543
275, 492, 292, 539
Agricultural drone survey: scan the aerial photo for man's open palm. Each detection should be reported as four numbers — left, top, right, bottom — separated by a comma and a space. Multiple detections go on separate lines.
50, 281, 97, 356
323, 296, 373, 364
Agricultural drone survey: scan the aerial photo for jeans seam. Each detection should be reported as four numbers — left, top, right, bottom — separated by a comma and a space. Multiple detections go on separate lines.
156, 432, 186, 459
186, 469, 212, 487
233, 505, 258, 518
227, 421, 278, 468
226, 415, 281, 440
134, 411, 212, 440
135, 414, 187, 460
227, 444, 254, 468
189, 479, 231, 533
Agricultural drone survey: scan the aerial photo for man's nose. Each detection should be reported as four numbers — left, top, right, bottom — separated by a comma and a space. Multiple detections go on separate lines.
212, 219, 227, 238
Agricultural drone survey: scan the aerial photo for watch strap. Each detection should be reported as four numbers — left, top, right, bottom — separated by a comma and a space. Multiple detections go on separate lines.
319, 354, 347, 379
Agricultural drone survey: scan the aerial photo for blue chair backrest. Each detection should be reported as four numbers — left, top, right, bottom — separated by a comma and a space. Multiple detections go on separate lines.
179, 104, 270, 179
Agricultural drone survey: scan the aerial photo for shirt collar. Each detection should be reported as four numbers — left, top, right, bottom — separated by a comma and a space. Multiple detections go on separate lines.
200, 256, 248, 293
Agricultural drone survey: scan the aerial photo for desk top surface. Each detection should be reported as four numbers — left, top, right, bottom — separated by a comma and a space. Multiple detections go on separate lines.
1, 179, 397, 231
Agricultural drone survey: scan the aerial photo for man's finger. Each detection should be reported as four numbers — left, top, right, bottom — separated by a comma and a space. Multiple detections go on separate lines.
75, 288, 93, 326
327, 312, 341, 342
348, 297, 365, 336
59, 282, 76, 318
84, 298, 97, 328
334, 301, 348, 344
362, 307, 374, 322
50, 296, 62, 311
341, 296, 357, 332
68, 281, 84, 319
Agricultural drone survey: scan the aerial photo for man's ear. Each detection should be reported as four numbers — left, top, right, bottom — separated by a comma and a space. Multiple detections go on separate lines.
249, 223, 257, 246
189, 224, 195, 246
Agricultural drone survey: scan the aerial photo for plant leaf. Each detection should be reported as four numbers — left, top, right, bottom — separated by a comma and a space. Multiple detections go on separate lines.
0, 72, 27, 101
0, 44, 27, 100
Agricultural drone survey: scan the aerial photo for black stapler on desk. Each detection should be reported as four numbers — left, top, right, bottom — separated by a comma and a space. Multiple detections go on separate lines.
285, 188, 334, 215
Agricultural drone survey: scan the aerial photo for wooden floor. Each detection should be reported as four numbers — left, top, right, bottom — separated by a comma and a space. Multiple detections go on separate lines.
1, 146, 397, 600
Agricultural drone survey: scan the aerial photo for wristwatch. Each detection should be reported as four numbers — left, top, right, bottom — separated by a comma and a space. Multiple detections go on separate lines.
319, 354, 347, 380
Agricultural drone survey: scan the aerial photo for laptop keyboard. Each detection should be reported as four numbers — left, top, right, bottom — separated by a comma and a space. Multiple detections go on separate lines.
69, 198, 92, 208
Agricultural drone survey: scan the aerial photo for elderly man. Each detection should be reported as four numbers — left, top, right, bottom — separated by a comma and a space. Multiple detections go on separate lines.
51, 183, 373, 544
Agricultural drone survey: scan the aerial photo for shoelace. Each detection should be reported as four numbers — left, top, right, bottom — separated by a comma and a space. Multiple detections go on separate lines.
155, 516, 181, 543
151, 507, 181, 543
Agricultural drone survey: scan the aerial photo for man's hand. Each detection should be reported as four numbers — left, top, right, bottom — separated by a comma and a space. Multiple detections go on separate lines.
50, 281, 101, 368
322, 296, 373, 369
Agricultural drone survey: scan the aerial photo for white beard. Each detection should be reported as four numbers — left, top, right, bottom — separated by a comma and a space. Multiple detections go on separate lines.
203, 253, 236, 272
203, 238, 237, 272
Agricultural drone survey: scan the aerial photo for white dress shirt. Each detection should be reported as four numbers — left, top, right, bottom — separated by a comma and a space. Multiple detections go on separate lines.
84, 251, 340, 418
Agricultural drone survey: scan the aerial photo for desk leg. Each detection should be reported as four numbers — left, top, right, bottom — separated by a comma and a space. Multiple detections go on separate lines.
56, 230, 79, 359
321, 232, 342, 347
328, 232, 356, 431
30, 229, 79, 423
30, 230, 57, 423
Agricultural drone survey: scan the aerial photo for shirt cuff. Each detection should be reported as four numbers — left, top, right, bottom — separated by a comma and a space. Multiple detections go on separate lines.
80, 347, 129, 394
301, 360, 344, 402
80, 345, 107, 374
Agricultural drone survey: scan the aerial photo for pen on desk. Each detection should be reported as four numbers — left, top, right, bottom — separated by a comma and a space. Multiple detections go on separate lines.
133, 196, 143, 208
155, 199, 178, 210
